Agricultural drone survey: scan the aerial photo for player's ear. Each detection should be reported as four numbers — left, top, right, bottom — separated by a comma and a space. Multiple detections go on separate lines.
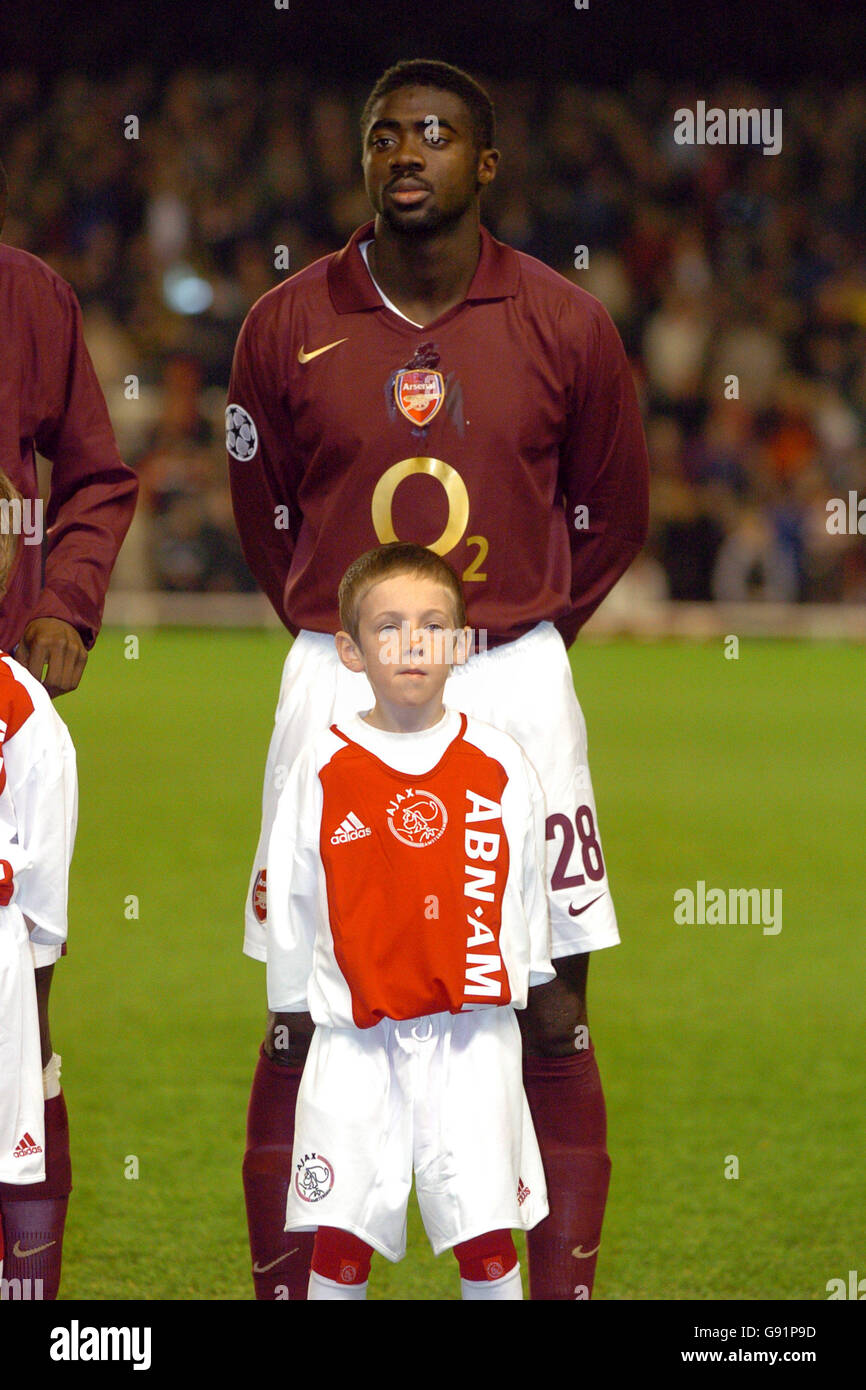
477, 146, 499, 191
335, 630, 366, 674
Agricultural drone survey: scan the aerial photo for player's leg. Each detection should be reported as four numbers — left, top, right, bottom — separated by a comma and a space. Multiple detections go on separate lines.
308, 1226, 373, 1300
520, 954, 611, 1301
0, 966, 70, 1302
454, 1230, 522, 1300
450, 625, 616, 1300
243, 1010, 315, 1300
242, 635, 373, 1299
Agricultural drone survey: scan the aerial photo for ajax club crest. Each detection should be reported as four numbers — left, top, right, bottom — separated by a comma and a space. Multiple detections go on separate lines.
394, 369, 444, 427
295, 1152, 334, 1203
386, 787, 448, 848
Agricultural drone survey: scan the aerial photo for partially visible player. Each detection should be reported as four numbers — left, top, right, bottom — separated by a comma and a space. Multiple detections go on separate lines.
0, 157, 138, 1298
230, 59, 649, 1300
267, 543, 554, 1300
0, 471, 77, 1297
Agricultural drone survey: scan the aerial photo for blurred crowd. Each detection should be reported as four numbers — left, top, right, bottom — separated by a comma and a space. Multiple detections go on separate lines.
2, 67, 865, 603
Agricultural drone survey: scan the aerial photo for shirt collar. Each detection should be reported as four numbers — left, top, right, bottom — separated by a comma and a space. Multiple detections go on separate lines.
327, 219, 520, 315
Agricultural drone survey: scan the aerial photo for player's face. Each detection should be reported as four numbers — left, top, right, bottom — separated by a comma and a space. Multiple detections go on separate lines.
362, 85, 497, 236
346, 572, 468, 724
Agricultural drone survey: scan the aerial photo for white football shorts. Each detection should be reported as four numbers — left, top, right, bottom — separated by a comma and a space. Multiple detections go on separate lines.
244, 621, 619, 963
284, 1006, 548, 1261
0, 903, 47, 1185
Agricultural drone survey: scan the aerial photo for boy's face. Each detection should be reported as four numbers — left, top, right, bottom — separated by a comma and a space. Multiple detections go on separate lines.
337, 571, 467, 714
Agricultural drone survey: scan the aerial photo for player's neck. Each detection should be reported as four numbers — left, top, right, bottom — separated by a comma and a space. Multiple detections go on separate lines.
362, 696, 447, 735
369, 212, 481, 325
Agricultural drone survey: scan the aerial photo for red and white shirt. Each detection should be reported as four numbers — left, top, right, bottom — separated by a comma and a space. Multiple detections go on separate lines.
0, 652, 77, 945
0, 651, 77, 1184
266, 709, 554, 1029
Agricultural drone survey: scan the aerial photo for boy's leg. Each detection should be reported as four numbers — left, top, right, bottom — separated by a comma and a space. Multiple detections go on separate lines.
308, 1226, 373, 1300
455, 1230, 523, 1301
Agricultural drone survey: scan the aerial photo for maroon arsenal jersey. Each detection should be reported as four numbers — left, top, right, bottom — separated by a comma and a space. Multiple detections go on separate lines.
227, 220, 649, 646
0, 244, 138, 652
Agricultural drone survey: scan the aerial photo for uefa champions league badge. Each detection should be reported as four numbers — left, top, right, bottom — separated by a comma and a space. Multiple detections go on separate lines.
394, 369, 445, 427
386, 788, 448, 848
226, 403, 259, 460
295, 1153, 334, 1203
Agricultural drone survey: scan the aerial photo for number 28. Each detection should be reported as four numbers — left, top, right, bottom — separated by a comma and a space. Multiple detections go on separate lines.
546, 806, 605, 888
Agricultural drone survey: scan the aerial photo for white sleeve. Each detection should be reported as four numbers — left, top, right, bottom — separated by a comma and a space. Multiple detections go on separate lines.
4, 698, 78, 948
520, 753, 556, 988
265, 749, 324, 1013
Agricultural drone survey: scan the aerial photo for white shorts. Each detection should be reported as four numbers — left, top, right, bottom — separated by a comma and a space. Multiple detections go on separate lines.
0, 905, 46, 1185
245, 622, 619, 962
285, 1007, 548, 1261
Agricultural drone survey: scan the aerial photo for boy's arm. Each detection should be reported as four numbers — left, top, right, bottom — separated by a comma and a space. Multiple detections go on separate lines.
265, 750, 323, 1013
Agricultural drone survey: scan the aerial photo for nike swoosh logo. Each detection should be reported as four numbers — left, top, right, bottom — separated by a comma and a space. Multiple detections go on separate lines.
572, 1243, 600, 1259
252, 1247, 299, 1274
12, 1239, 56, 1259
297, 339, 347, 364
568, 894, 603, 918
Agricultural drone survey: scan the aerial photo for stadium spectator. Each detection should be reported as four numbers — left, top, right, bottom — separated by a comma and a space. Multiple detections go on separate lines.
2, 67, 864, 602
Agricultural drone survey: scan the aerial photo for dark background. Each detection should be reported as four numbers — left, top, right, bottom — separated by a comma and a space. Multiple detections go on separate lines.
4, 0, 866, 83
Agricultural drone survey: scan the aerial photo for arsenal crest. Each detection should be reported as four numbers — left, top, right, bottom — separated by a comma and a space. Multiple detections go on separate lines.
394, 369, 444, 427
252, 868, 267, 924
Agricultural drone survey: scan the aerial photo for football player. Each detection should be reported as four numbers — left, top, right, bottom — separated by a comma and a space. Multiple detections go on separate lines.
228, 60, 649, 1301
0, 159, 138, 1299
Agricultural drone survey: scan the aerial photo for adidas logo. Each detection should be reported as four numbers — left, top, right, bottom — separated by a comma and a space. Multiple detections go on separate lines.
13, 1132, 42, 1158
517, 1178, 530, 1206
330, 812, 372, 845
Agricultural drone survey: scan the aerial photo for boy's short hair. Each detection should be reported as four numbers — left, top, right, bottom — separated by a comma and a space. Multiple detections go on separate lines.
0, 471, 23, 595
338, 543, 467, 642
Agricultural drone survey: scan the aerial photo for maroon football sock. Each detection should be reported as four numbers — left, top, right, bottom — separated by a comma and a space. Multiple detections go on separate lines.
0, 1091, 71, 1301
523, 1047, 611, 1300
243, 1045, 314, 1300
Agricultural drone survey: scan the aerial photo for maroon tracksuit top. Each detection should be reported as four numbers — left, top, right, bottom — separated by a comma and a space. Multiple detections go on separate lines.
0, 243, 138, 652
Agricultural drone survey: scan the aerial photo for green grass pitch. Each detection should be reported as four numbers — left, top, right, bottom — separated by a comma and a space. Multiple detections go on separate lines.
48, 630, 864, 1300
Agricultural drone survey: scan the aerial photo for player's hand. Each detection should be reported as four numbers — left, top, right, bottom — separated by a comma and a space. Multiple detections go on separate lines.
17, 617, 88, 697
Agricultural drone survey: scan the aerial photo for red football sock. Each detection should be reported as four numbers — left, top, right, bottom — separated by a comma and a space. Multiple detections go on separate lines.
311, 1226, 374, 1286
523, 1047, 611, 1300
243, 1045, 314, 1300
454, 1230, 518, 1282
0, 1091, 72, 1301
